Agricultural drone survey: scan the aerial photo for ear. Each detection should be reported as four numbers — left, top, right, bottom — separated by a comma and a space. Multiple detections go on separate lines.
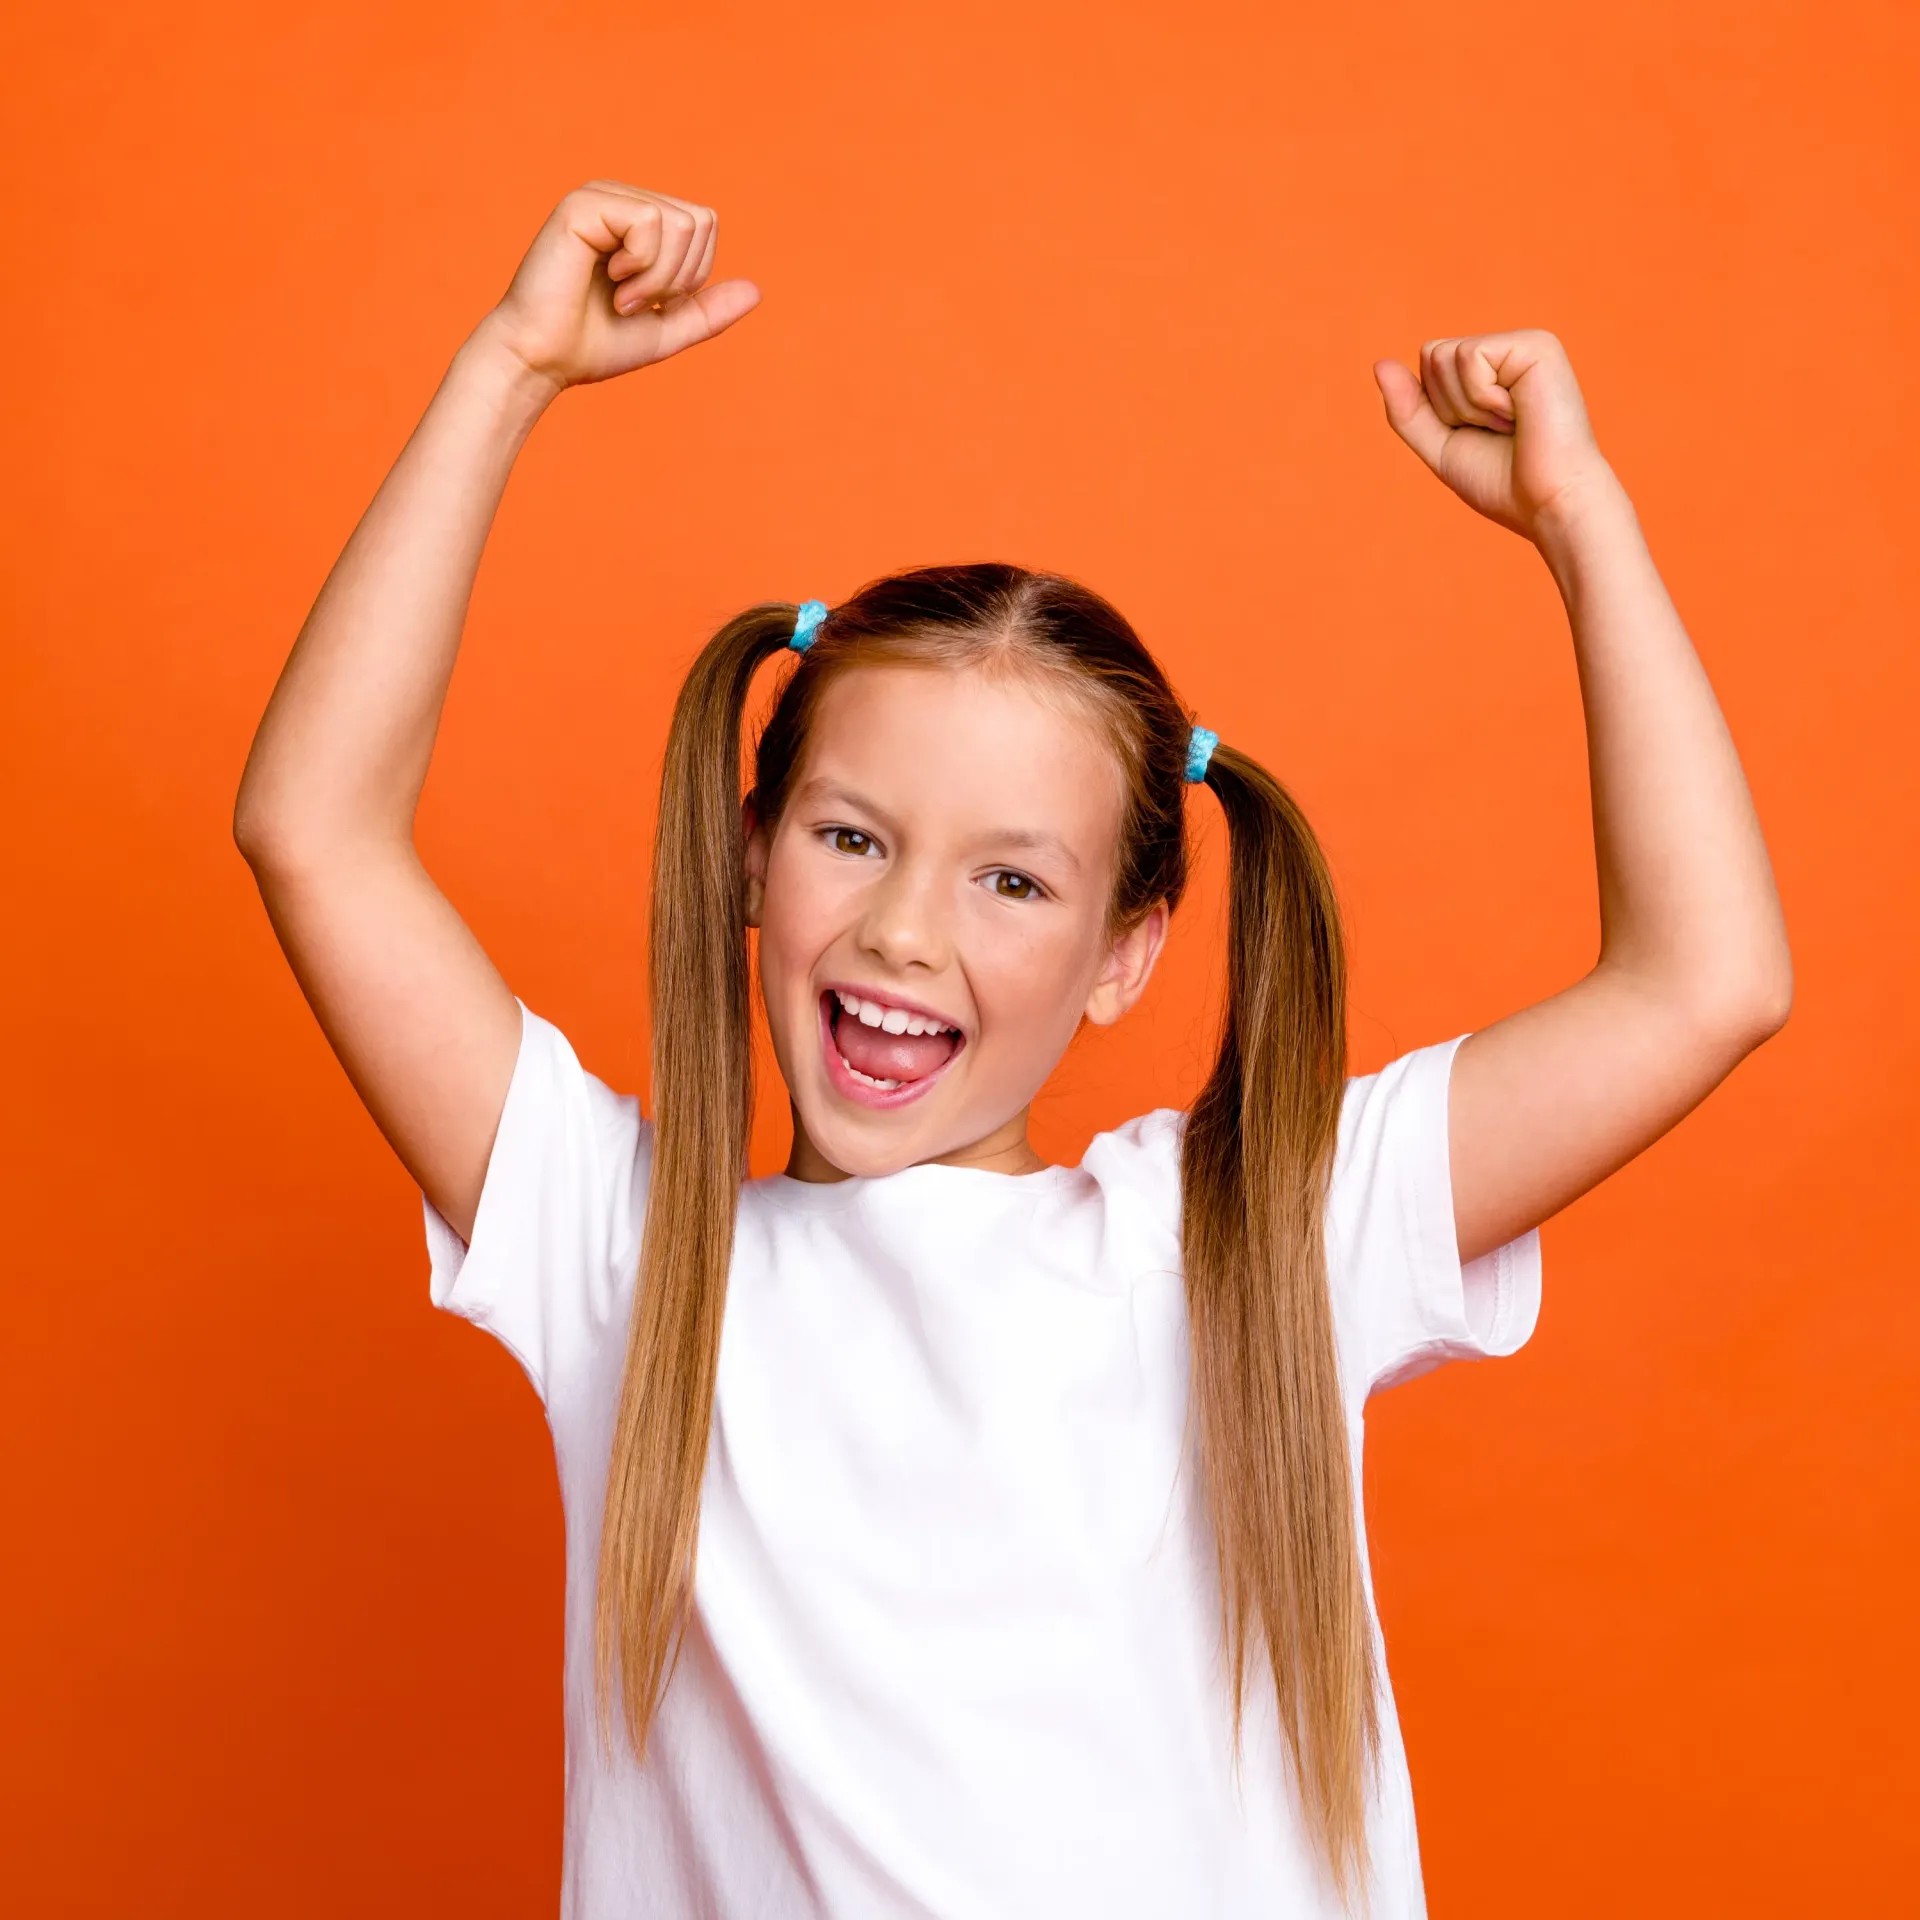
1083, 899, 1170, 1027
743, 795, 770, 928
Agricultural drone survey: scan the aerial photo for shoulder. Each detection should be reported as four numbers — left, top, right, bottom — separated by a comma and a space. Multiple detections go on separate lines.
1069, 1049, 1464, 1247
1082, 1104, 1186, 1181
1078, 1106, 1189, 1243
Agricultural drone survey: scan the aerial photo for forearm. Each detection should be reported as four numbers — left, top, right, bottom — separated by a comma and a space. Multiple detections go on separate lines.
234, 316, 560, 864
1447, 464, 1792, 1258
1377, 329, 1794, 1258
1536, 469, 1792, 1040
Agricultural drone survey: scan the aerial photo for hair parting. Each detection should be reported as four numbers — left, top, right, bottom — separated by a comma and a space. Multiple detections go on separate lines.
595, 565, 1379, 1904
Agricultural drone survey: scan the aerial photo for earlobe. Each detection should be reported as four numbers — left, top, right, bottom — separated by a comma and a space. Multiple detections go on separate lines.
1083, 899, 1171, 1028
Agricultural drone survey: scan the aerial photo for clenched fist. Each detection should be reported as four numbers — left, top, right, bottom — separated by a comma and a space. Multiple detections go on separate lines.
1374, 331, 1616, 544
481, 180, 760, 394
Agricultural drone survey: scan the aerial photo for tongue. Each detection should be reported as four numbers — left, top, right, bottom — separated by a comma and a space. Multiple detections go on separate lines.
835, 1008, 959, 1082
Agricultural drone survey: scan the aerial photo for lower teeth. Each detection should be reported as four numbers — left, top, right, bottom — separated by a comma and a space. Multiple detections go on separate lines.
840, 1054, 903, 1090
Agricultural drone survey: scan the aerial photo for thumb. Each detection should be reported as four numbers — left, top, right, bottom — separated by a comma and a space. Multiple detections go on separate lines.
653, 277, 763, 357
1372, 358, 1449, 473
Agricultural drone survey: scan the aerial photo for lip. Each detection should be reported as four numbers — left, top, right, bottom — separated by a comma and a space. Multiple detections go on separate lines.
816, 987, 968, 1113
820, 980, 968, 1037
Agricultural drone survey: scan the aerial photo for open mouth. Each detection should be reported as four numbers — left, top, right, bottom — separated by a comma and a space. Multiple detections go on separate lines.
818, 986, 965, 1108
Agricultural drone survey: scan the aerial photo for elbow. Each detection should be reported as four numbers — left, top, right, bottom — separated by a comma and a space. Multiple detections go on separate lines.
232, 735, 288, 871
1746, 954, 1795, 1046
231, 785, 271, 871
232, 738, 413, 878
232, 781, 395, 884
232, 776, 303, 878
1733, 912, 1796, 1050
1609, 929, 1794, 1074
1682, 941, 1795, 1064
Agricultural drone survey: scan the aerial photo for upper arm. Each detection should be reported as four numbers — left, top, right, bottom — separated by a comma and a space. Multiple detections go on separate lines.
240, 832, 521, 1243
1448, 969, 1788, 1265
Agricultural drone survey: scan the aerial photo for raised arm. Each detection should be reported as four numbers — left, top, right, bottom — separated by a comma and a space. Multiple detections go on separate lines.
233, 182, 758, 1241
1372, 332, 1792, 1265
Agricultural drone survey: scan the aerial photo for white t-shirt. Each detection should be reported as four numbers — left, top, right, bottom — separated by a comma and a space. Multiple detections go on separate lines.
423, 999, 1541, 1919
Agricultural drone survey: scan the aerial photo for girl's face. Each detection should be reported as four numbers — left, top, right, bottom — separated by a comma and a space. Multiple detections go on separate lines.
745, 662, 1169, 1180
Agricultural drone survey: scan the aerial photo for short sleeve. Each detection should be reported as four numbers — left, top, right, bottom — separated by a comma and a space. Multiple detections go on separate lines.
421, 998, 651, 1406
1327, 1032, 1542, 1399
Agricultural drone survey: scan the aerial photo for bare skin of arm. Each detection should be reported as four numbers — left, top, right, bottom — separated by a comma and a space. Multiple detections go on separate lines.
1374, 333, 1792, 1265
233, 182, 759, 1242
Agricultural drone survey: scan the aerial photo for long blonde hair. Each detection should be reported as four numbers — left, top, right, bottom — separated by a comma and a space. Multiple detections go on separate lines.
597, 563, 1376, 1896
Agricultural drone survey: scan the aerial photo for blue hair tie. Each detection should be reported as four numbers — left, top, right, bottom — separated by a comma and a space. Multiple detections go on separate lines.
790, 599, 828, 652
1185, 724, 1219, 783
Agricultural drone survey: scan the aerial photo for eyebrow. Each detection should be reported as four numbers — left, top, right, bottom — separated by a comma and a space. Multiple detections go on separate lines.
975, 827, 1082, 875
792, 780, 901, 832
793, 780, 1084, 875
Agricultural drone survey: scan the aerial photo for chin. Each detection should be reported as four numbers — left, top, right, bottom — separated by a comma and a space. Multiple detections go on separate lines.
796, 1095, 943, 1179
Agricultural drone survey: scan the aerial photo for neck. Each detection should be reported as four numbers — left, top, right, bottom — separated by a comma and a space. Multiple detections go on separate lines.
783, 1103, 1050, 1182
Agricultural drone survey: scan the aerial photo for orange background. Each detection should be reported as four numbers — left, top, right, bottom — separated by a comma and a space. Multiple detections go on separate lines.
4, 3, 1915, 1912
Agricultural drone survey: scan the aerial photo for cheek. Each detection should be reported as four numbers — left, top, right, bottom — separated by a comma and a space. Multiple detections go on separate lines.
968, 906, 1106, 1035
757, 846, 846, 985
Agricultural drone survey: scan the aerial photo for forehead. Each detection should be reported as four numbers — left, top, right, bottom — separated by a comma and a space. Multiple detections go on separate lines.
790, 661, 1127, 853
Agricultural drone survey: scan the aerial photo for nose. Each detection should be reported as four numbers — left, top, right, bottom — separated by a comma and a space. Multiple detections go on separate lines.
854, 854, 952, 975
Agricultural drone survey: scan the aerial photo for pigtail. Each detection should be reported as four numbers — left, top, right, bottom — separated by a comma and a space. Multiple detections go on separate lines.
1180, 742, 1378, 1902
594, 602, 801, 1758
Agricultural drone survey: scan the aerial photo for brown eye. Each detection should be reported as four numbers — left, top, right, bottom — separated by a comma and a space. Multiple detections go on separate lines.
829, 828, 873, 856
988, 870, 1039, 901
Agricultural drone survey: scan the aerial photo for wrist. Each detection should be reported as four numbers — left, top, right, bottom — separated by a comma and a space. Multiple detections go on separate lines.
1530, 462, 1638, 591
452, 313, 567, 428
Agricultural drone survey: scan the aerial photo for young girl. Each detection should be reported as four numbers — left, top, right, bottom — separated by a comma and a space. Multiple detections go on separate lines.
235, 182, 1791, 1917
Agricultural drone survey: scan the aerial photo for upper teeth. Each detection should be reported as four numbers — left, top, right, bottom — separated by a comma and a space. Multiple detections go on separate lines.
834, 988, 955, 1037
